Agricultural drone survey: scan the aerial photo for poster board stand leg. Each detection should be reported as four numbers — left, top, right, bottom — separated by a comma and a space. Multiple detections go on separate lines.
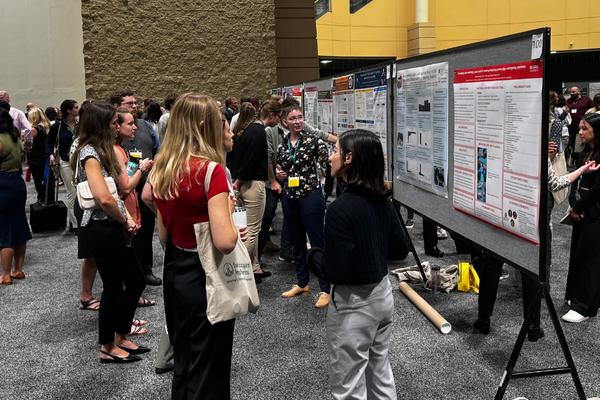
392, 200, 427, 283
494, 283, 586, 400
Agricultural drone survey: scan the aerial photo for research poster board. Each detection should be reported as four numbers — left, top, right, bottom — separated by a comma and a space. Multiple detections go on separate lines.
303, 79, 332, 131
317, 89, 334, 134
395, 62, 449, 197
392, 28, 550, 276
354, 67, 388, 152
333, 74, 355, 134
283, 86, 303, 108
453, 60, 543, 244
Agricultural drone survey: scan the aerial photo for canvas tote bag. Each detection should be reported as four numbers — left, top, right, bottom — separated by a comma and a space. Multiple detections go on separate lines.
194, 161, 260, 324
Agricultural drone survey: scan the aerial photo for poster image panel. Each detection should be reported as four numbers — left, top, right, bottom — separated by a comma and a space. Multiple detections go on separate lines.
317, 90, 334, 134
303, 86, 319, 128
333, 75, 355, 134
452, 59, 543, 244
395, 62, 449, 197
354, 67, 388, 167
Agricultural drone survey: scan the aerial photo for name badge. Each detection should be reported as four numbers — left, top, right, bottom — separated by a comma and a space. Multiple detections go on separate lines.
571, 108, 577, 114
288, 176, 300, 187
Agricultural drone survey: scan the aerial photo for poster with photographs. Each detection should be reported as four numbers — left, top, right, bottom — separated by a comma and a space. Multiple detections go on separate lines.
452, 60, 543, 244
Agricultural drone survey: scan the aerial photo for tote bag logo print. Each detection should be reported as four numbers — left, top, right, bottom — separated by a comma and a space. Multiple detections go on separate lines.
224, 263, 235, 277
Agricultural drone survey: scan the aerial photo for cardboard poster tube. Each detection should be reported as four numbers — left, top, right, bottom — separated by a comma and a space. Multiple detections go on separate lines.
399, 281, 452, 334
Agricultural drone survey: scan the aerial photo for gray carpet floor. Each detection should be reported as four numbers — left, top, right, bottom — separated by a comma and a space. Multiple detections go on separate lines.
0, 180, 598, 400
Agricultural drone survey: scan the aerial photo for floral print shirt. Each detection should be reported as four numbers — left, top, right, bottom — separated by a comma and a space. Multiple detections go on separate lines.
277, 130, 329, 199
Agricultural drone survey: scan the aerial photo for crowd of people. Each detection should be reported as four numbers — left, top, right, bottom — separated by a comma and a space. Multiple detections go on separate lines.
1, 84, 600, 399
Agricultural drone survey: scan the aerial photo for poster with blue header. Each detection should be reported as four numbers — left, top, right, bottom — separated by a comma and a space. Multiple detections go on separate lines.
354, 67, 388, 152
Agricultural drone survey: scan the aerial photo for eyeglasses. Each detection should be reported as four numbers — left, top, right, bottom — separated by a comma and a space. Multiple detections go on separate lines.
122, 101, 137, 106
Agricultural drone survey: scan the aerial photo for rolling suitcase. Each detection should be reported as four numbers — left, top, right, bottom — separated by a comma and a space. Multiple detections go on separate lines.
30, 161, 67, 233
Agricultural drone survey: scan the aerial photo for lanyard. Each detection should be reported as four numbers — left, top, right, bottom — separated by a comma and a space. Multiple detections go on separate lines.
287, 136, 302, 164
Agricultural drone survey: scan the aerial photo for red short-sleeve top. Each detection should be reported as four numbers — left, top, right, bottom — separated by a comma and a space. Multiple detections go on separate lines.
154, 157, 230, 249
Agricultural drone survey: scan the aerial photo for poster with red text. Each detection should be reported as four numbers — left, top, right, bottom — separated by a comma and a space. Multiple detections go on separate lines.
452, 59, 543, 244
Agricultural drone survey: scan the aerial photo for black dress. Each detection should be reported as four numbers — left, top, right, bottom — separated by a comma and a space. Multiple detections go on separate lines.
566, 154, 600, 317
0, 133, 32, 247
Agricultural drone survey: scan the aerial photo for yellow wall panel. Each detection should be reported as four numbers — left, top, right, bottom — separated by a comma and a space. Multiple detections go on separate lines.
509, 0, 565, 23
589, 32, 600, 48
486, 24, 511, 39
349, 0, 400, 26
436, 25, 488, 41
433, 0, 487, 26
567, 33, 590, 49
332, 40, 351, 57
591, 2, 600, 17
551, 35, 567, 50
351, 40, 397, 56
350, 26, 399, 41
331, 25, 351, 42
487, 2, 510, 24
566, 18, 590, 35
566, 2, 591, 20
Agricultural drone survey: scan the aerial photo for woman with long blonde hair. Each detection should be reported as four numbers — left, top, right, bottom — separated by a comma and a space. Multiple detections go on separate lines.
142, 93, 239, 400
27, 107, 54, 202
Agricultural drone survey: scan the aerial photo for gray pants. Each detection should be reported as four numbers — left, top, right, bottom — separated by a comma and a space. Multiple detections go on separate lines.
326, 276, 397, 400
155, 324, 174, 370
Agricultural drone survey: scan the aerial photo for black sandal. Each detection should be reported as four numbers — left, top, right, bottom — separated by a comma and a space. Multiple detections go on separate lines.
80, 298, 101, 311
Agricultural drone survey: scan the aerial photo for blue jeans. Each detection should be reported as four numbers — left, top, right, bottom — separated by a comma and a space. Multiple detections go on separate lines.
281, 188, 330, 293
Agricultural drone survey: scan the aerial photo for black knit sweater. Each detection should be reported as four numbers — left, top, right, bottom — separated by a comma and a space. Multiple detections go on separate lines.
321, 187, 409, 285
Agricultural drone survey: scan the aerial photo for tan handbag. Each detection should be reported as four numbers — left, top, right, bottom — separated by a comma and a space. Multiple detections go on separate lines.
551, 152, 569, 205
75, 154, 119, 210
194, 161, 260, 324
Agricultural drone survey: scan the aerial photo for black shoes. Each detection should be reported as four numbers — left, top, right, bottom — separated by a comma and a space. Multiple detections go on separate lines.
425, 246, 444, 258
155, 366, 174, 375
117, 345, 151, 355
100, 350, 142, 364
254, 270, 272, 279
473, 318, 490, 335
527, 325, 545, 342
145, 273, 162, 286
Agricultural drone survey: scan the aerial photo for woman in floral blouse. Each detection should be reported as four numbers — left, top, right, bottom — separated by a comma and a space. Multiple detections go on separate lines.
276, 105, 331, 308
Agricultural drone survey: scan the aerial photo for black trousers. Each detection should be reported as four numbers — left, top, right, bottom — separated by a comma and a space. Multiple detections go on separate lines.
163, 239, 235, 400
471, 251, 541, 328
29, 161, 55, 203
81, 220, 146, 344
452, 234, 541, 328
258, 188, 292, 259
134, 183, 156, 275
423, 218, 438, 251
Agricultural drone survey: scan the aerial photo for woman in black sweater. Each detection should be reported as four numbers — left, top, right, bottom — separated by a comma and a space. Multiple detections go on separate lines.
309, 129, 408, 399
563, 113, 600, 323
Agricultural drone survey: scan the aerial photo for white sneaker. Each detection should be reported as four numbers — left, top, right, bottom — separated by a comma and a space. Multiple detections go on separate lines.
437, 227, 448, 239
561, 310, 589, 323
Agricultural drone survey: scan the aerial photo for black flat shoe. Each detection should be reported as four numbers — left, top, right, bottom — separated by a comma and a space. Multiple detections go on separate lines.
425, 246, 444, 258
100, 350, 142, 364
527, 325, 545, 342
254, 271, 272, 279
155, 366, 174, 375
473, 319, 490, 335
117, 345, 151, 355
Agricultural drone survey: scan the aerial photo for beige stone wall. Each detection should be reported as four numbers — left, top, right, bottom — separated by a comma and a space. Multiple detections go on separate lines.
81, 0, 278, 103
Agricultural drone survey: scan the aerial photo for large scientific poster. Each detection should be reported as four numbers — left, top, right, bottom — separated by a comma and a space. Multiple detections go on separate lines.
354, 67, 388, 151
303, 86, 319, 128
333, 75, 355, 134
395, 62, 449, 197
317, 90, 334, 134
452, 59, 543, 244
